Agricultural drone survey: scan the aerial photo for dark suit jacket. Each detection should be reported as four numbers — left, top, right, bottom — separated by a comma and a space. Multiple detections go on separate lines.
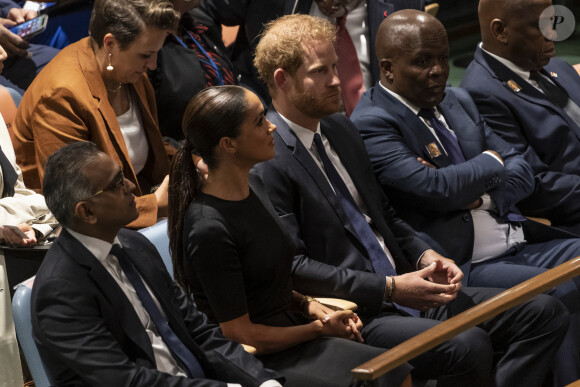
31, 228, 280, 386
252, 108, 430, 316
202, 0, 424, 104
351, 85, 535, 265
461, 47, 580, 230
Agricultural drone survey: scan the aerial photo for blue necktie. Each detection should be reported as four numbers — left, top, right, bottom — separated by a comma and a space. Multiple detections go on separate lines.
418, 108, 466, 165
111, 245, 205, 379
312, 134, 419, 316
313, 133, 396, 277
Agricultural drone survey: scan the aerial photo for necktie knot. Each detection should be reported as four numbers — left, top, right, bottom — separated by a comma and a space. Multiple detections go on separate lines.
528, 70, 569, 108
417, 108, 436, 121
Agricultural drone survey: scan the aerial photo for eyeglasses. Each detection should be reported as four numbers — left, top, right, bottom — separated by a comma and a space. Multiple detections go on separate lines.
89, 170, 126, 199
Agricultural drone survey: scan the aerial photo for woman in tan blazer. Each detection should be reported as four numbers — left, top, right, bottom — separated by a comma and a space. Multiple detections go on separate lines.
12, 0, 181, 228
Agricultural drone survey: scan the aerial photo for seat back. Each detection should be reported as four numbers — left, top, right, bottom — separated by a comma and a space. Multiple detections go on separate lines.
12, 277, 54, 387
138, 219, 173, 277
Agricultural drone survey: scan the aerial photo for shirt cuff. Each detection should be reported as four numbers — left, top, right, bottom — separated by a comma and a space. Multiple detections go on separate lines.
31, 223, 56, 239
415, 250, 429, 270
482, 151, 504, 166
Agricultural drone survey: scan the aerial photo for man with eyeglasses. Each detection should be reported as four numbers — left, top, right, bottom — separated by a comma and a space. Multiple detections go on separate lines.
30, 142, 283, 386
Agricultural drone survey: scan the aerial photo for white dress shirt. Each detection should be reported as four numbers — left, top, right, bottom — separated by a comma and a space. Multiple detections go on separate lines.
279, 113, 397, 269
67, 229, 187, 377
379, 82, 525, 263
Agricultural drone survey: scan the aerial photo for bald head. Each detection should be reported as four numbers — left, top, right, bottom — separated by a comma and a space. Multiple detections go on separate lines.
479, 0, 555, 70
375, 9, 449, 109
376, 9, 446, 63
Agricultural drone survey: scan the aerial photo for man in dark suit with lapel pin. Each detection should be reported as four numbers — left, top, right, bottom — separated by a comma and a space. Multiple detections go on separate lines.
461, 0, 580, 234
31, 142, 282, 387
351, 9, 580, 385
252, 13, 569, 387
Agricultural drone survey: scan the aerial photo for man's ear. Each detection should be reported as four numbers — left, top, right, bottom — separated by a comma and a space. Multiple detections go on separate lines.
380, 58, 394, 84
274, 68, 292, 93
490, 18, 508, 44
74, 201, 98, 225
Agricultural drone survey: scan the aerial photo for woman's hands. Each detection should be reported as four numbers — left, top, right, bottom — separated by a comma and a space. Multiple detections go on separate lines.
308, 301, 363, 342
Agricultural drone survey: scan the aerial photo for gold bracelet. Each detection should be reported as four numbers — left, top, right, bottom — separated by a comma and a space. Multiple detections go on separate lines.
300, 295, 319, 319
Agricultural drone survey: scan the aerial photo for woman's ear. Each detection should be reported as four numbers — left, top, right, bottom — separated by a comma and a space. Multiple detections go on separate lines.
217, 136, 238, 155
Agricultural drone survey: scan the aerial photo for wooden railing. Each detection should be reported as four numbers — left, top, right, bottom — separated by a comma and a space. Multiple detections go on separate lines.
352, 256, 580, 381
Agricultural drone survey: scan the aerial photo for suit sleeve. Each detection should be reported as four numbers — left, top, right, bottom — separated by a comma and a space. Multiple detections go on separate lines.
354, 93, 533, 214
465, 88, 580, 224
33, 277, 228, 387
251, 163, 387, 313
454, 88, 535, 216
356, 112, 505, 212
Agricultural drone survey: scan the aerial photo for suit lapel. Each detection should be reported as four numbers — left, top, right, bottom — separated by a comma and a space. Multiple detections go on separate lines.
267, 109, 362, 245
438, 92, 483, 160
375, 86, 453, 168
57, 229, 155, 361
476, 47, 580, 141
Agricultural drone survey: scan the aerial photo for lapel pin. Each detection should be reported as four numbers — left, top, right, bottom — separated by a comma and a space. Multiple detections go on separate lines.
506, 80, 521, 93
550, 71, 558, 78
425, 142, 442, 158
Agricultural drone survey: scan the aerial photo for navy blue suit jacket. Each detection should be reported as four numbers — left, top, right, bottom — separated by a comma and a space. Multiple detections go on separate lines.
461, 47, 580, 230
351, 85, 535, 265
202, 0, 423, 103
31, 228, 279, 386
252, 108, 431, 316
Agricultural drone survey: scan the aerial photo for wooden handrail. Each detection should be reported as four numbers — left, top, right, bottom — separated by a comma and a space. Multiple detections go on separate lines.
352, 256, 580, 380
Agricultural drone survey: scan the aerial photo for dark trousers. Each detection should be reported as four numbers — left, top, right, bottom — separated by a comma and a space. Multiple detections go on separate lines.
469, 238, 580, 386
361, 287, 568, 387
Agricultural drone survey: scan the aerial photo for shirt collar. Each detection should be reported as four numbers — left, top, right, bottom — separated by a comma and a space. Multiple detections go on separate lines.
379, 81, 422, 115
67, 228, 121, 264
480, 42, 532, 82
278, 112, 322, 149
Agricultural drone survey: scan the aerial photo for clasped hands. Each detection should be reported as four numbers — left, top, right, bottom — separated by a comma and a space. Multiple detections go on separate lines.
391, 249, 463, 311
308, 300, 364, 343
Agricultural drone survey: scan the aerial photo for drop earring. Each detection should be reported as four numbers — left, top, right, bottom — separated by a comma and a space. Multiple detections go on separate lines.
106, 53, 113, 71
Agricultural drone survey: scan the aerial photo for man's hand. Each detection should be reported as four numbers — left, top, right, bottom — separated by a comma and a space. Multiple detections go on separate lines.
6, 8, 37, 24
0, 223, 38, 247
417, 157, 436, 169
419, 249, 464, 289
393, 250, 463, 310
0, 21, 29, 57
